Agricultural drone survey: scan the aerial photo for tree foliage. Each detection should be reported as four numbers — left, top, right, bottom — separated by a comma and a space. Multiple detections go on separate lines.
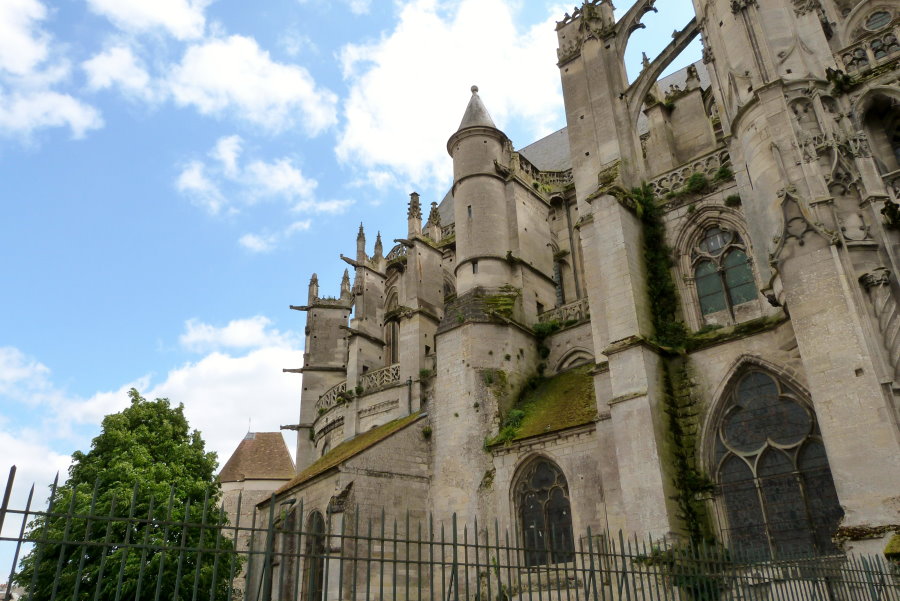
14, 389, 238, 600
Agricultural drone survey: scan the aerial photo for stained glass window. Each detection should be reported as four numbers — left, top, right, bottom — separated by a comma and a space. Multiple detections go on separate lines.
693, 228, 758, 318
514, 458, 575, 566
714, 371, 843, 558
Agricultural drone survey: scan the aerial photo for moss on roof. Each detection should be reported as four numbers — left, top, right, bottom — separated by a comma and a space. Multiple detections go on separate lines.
276, 412, 424, 494
487, 365, 596, 447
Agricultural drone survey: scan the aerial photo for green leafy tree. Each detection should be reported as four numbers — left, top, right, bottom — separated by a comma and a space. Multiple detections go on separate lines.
14, 389, 238, 600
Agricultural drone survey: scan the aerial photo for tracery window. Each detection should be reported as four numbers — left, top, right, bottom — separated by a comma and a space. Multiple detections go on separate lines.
302, 511, 327, 601
713, 371, 843, 558
514, 458, 575, 566
693, 227, 758, 318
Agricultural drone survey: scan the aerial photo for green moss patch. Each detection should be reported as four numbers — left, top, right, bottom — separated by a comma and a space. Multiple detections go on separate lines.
486, 365, 596, 447
276, 412, 423, 493
884, 533, 900, 560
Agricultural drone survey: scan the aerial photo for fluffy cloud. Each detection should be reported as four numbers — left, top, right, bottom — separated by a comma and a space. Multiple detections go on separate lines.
82, 45, 154, 99
168, 35, 338, 133
85, 0, 212, 40
336, 0, 565, 190
0, 0, 103, 139
0, 0, 49, 76
176, 159, 226, 214
180, 315, 298, 351
176, 135, 351, 249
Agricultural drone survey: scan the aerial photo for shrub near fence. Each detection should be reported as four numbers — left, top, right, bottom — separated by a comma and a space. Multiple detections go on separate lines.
1, 466, 898, 601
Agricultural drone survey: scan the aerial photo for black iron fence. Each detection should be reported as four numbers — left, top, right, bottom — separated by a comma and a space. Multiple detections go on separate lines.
1, 466, 898, 601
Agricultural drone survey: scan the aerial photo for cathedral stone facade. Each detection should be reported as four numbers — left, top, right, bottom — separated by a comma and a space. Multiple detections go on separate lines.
222, 0, 900, 593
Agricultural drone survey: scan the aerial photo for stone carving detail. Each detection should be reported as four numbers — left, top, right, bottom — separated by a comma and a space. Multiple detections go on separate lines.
360, 363, 401, 391
648, 148, 732, 198
839, 23, 900, 73
769, 186, 838, 264
408, 192, 422, 219
538, 297, 591, 324
859, 267, 900, 380
792, 0, 821, 16
317, 380, 347, 413
730, 0, 757, 14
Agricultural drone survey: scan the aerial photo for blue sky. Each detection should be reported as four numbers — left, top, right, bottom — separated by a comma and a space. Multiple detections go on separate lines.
0, 0, 699, 553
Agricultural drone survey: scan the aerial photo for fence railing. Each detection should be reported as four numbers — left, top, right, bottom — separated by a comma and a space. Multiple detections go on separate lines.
1, 466, 898, 601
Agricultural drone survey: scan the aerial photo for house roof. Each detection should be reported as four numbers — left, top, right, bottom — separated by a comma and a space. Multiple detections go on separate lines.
275, 412, 425, 494
218, 432, 295, 483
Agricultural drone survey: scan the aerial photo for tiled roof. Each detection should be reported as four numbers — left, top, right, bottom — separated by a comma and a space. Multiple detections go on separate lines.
218, 432, 295, 483
275, 412, 424, 494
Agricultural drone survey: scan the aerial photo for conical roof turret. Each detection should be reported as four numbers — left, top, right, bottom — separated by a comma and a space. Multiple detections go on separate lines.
456, 85, 496, 131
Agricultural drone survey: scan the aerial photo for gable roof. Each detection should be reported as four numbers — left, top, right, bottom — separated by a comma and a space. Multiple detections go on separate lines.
219, 432, 295, 483
275, 412, 425, 494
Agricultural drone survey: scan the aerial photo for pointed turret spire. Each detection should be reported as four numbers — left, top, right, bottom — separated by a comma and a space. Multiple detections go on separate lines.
427, 201, 441, 226
308, 273, 319, 304
374, 232, 383, 258
356, 223, 366, 261
340, 269, 351, 298
456, 85, 497, 131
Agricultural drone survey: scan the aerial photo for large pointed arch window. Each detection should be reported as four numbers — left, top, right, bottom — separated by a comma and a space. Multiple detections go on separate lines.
301, 511, 327, 601
693, 227, 758, 318
713, 371, 843, 558
514, 458, 575, 566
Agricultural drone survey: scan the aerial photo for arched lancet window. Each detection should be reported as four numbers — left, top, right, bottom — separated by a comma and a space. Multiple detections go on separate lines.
514, 458, 575, 566
301, 511, 327, 601
279, 508, 299, 600
384, 289, 400, 366
693, 227, 758, 318
713, 371, 843, 558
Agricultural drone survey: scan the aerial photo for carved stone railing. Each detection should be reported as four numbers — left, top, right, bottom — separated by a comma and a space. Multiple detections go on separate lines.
386, 244, 408, 262
538, 297, 591, 324
360, 363, 401, 391
648, 148, 732, 198
441, 223, 456, 239
837, 21, 899, 75
316, 380, 346, 413
883, 169, 900, 202
540, 169, 574, 188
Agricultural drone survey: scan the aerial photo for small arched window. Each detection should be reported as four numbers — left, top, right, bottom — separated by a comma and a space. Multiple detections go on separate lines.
713, 371, 843, 558
302, 511, 327, 601
693, 227, 758, 318
514, 458, 575, 566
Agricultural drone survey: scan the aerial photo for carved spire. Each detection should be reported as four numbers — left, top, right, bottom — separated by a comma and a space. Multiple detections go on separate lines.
408, 192, 422, 219
374, 231, 383, 258
308, 272, 319, 304
356, 223, 366, 261
427, 201, 441, 226
408, 192, 422, 237
340, 268, 351, 298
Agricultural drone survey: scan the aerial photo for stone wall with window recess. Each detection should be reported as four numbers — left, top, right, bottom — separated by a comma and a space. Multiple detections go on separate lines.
693, 227, 759, 326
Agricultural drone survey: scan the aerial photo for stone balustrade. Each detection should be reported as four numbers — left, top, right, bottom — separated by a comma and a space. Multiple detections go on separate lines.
441, 223, 456, 238
538, 297, 591, 324
386, 244, 408, 261
837, 22, 899, 75
360, 363, 401, 391
647, 148, 731, 198
316, 380, 346, 413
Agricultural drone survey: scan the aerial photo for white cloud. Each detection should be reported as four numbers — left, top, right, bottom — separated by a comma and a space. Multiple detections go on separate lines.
177, 135, 351, 249
180, 316, 297, 351
0, 0, 103, 140
85, 0, 212, 40
210, 134, 242, 177
246, 158, 317, 202
168, 35, 338, 134
297, 0, 372, 15
279, 31, 317, 58
82, 45, 153, 99
336, 0, 564, 191
0, 91, 103, 139
176, 160, 226, 214
0, 0, 49, 76
238, 233, 277, 253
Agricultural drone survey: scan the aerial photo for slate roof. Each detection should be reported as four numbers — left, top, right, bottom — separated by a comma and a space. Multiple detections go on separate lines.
275, 412, 425, 494
218, 432, 295, 483
456, 85, 497, 131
